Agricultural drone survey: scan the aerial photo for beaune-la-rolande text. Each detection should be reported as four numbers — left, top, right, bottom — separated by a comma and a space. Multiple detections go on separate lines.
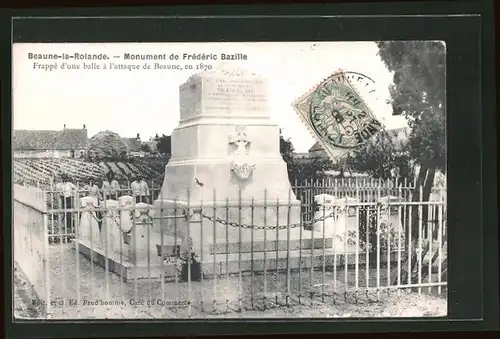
28, 52, 110, 60
27, 52, 248, 61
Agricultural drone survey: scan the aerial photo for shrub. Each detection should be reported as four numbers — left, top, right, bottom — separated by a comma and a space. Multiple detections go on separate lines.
336, 205, 405, 253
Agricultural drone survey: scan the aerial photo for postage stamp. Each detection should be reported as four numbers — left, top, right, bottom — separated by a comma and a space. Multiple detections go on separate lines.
293, 70, 384, 161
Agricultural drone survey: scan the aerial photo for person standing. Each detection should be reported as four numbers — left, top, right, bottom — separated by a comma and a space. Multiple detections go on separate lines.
102, 172, 121, 200
84, 179, 102, 199
58, 173, 77, 237
131, 175, 150, 204
101, 174, 112, 200
84, 179, 103, 230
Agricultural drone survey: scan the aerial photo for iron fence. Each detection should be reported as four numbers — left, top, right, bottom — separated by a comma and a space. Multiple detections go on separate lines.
13, 178, 447, 319
37, 177, 433, 238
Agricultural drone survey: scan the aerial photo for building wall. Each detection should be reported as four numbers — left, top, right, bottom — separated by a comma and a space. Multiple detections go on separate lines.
129, 151, 145, 158
308, 148, 347, 163
75, 149, 87, 158
14, 149, 87, 159
309, 149, 329, 159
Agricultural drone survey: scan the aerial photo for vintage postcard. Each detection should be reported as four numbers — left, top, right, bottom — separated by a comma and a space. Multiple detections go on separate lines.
12, 41, 447, 320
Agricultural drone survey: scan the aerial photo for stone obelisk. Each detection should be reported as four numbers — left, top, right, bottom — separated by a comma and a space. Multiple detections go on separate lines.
153, 69, 305, 254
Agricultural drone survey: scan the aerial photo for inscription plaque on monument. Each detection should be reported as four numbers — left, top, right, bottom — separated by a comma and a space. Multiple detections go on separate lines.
179, 70, 269, 121
201, 77, 268, 114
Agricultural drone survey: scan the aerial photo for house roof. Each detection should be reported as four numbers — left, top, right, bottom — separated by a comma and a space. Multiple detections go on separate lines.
123, 138, 142, 152
13, 129, 88, 150
293, 152, 310, 158
308, 141, 348, 160
308, 141, 323, 153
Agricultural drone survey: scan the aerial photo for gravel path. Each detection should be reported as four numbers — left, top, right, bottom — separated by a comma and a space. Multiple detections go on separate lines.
15, 244, 447, 319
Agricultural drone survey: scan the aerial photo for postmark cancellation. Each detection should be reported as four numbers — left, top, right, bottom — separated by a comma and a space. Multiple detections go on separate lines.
293, 70, 383, 158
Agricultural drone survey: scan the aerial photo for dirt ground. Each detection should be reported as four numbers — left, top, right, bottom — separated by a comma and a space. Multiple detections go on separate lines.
13, 244, 447, 319
13, 263, 47, 319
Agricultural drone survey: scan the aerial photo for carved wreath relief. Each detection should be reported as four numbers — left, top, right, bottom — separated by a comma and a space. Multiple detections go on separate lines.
228, 126, 256, 180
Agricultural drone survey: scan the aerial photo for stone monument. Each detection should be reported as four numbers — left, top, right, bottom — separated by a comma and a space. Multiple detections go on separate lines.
78, 196, 101, 247
313, 194, 360, 253
153, 69, 330, 269
100, 199, 123, 255
126, 202, 164, 274
73, 68, 336, 279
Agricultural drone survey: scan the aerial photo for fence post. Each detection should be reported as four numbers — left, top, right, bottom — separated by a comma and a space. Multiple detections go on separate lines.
355, 180, 360, 295
200, 197, 205, 313
42, 212, 51, 317
310, 179, 315, 302
186, 187, 192, 318
376, 179, 381, 300
159, 184, 166, 318
437, 186, 444, 295
418, 184, 423, 294
263, 190, 268, 310
238, 190, 242, 312
275, 197, 280, 305
212, 189, 218, 310
397, 184, 403, 294
74, 185, 81, 318
286, 189, 292, 306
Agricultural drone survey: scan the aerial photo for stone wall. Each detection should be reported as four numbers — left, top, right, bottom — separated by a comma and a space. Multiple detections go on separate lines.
13, 184, 48, 303
14, 149, 87, 159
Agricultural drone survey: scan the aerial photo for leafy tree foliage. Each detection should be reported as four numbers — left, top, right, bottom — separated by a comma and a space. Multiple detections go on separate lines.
279, 134, 295, 167
291, 156, 336, 184
140, 144, 152, 153
349, 42, 445, 195
347, 131, 415, 183
155, 134, 172, 155
279, 133, 335, 184
377, 40, 446, 172
349, 41, 445, 188
376, 41, 447, 285
88, 130, 129, 161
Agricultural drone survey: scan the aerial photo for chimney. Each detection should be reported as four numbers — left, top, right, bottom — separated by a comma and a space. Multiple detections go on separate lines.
83, 124, 86, 129
136, 133, 140, 141
63, 124, 66, 129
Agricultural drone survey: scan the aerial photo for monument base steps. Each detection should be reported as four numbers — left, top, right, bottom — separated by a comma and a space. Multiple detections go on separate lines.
73, 240, 176, 282
75, 238, 406, 282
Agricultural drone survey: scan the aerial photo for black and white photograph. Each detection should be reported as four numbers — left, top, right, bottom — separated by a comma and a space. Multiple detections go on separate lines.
12, 40, 447, 319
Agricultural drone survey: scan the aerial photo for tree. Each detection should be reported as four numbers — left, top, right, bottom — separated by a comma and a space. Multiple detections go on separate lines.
376, 41, 446, 285
140, 144, 152, 153
88, 130, 129, 161
155, 134, 172, 155
279, 132, 335, 184
347, 131, 415, 183
377, 41, 445, 187
280, 134, 295, 180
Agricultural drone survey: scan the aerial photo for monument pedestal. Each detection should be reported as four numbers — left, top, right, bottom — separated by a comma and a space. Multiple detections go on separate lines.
153, 69, 308, 253
75, 200, 178, 281
147, 69, 341, 276
152, 200, 335, 277
74, 233, 178, 282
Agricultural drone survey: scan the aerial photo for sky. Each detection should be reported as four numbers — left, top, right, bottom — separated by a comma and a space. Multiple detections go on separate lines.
12, 41, 408, 152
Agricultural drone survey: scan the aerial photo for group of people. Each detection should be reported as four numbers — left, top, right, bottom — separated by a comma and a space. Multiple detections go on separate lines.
53, 172, 152, 233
